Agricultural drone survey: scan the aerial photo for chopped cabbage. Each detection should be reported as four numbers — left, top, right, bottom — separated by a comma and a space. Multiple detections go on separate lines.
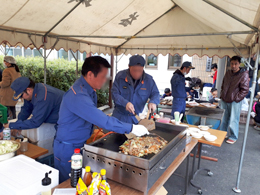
0, 141, 19, 155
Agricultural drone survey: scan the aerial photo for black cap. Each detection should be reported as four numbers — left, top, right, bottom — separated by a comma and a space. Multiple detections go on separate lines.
129, 55, 146, 67
181, 61, 195, 69
164, 88, 170, 93
42, 171, 52, 186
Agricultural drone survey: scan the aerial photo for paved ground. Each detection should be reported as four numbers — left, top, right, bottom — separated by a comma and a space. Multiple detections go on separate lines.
165, 124, 260, 195
103, 108, 259, 195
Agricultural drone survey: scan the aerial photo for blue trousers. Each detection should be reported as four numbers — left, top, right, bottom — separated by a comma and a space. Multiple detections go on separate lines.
220, 100, 242, 141
171, 98, 186, 122
53, 139, 84, 183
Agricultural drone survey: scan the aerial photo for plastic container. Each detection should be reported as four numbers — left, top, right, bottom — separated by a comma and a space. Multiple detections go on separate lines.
83, 166, 92, 187
20, 138, 28, 152
157, 117, 171, 123
0, 155, 59, 195
3, 128, 11, 140
41, 171, 52, 195
71, 148, 83, 187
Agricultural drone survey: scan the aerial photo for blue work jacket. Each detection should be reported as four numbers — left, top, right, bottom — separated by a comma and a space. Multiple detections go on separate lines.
111, 69, 160, 124
55, 76, 132, 145
171, 69, 187, 99
9, 83, 64, 130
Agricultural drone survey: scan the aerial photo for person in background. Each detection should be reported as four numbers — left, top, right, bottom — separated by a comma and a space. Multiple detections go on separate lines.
211, 63, 218, 89
209, 88, 218, 104
54, 56, 149, 183
161, 88, 171, 99
220, 56, 249, 144
0, 56, 21, 119
111, 55, 160, 124
171, 62, 195, 121
253, 98, 260, 130
2, 77, 65, 136
246, 53, 260, 98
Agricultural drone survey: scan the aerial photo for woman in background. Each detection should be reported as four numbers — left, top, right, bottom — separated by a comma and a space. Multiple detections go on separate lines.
0, 56, 21, 119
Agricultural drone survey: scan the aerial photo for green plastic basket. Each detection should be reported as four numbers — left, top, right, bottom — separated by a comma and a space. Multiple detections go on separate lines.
0, 104, 8, 124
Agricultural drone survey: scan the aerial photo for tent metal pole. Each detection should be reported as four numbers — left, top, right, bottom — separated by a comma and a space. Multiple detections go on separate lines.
28, 34, 44, 57
46, 38, 59, 58
55, 31, 254, 39
69, 49, 79, 78
227, 37, 253, 69
76, 51, 78, 78
43, 38, 47, 84
233, 34, 259, 193
44, 0, 83, 36
115, 49, 118, 74
203, 0, 258, 32
120, 46, 248, 50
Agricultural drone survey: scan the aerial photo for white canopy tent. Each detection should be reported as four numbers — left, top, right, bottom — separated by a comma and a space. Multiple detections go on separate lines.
0, 0, 260, 193
0, 0, 259, 57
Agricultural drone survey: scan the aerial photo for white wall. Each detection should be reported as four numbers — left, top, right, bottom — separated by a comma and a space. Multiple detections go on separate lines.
114, 54, 192, 95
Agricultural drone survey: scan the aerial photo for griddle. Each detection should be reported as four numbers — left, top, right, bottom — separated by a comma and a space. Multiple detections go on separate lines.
83, 122, 187, 193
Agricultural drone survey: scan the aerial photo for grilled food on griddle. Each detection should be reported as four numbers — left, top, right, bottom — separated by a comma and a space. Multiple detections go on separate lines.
119, 136, 168, 157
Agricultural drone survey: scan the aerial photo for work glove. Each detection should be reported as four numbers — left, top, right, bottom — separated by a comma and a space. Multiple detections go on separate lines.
148, 103, 156, 113
185, 77, 191, 81
131, 125, 150, 137
126, 102, 135, 114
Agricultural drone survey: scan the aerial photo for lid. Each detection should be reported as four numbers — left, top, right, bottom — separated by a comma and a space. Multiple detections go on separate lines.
151, 116, 154, 118
100, 169, 106, 176
42, 171, 52, 186
85, 166, 91, 172
74, 148, 80, 153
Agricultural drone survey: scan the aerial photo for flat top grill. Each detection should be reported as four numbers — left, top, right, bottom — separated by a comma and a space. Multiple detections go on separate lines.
91, 129, 180, 160
85, 122, 187, 169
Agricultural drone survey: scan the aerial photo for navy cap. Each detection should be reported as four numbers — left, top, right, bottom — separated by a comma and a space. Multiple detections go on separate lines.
129, 55, 146, 67
181, 61, 195, 69
11, 77, 30, 101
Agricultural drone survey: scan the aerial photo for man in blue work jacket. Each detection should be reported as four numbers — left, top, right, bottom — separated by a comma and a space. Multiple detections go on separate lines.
111, 55, 160, 124
54, 56, 149, 183
3, 77, 64, 134
171, 62, 195, 121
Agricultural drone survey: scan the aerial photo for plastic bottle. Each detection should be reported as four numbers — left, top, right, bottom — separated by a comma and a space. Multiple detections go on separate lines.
41, 171, 52, 195
83, 166, 92, 187
71, 148, 83, 187
3, 128, 11, 140
100, 169, 106, 181
99, 169, 111, 195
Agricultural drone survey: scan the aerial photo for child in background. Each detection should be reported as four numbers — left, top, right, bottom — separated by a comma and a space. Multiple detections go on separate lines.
253, 98, 260, 130
161, 88, 171, 99
209, 88, 218, 104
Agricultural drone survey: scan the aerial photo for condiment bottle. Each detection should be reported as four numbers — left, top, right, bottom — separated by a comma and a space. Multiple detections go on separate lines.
3, 128, 11, 140
41, 171, 52, 195
71, 148, 83, 187
100, 169, 106, 181
83, 166, 92, 186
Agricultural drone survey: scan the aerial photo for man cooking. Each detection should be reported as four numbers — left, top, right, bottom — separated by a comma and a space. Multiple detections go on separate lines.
111, 55, 160, 124
2, 77, 64, 134
54, 56, 149, 183
171, 62, 195, 121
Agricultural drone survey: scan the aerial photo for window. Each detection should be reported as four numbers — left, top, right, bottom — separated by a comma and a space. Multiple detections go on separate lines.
58, 49, 68, 60
13, 47, 22, 57
145, 54, 158, 69
33, 49, 43, 57
168, 54, 182, 69
24, 48, 33, 57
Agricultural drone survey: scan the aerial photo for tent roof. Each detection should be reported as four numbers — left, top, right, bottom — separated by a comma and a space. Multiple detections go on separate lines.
0, 0, 259, 57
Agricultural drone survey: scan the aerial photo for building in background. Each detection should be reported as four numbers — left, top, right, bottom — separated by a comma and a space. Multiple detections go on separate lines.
0, 46, 218, 94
